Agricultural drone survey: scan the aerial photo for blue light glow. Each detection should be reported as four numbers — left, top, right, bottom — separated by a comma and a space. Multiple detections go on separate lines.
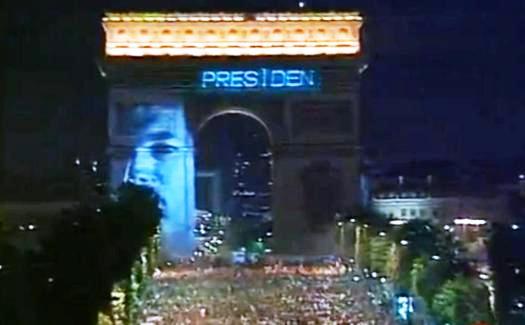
396, 295, 414, 321
123, 103, 196, 258
200, 68, 318, 90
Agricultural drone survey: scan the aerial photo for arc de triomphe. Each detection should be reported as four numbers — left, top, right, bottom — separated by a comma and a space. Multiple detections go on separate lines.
101, 11, 365, 258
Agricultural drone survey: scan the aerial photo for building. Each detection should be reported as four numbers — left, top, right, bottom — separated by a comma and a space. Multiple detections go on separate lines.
371, 187, 508, 226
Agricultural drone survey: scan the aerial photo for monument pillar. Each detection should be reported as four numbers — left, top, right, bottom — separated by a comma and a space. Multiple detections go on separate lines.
272, 143, 359, 259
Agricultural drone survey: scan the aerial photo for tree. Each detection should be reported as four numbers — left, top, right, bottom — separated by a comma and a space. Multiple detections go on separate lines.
431, 276, 494, 325
348, 206, 386, 268
410, 257, 427, 295
0, 183, 162, 325
369, 234, 391, 274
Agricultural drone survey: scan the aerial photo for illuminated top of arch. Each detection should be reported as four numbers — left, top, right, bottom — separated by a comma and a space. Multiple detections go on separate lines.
103, 12, 363, 57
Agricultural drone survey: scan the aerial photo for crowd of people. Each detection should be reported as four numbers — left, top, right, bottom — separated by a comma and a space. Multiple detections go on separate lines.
139, 264, 395, 324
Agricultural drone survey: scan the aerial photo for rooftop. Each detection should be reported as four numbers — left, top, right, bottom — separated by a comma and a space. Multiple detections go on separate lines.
102, 11, 363, 57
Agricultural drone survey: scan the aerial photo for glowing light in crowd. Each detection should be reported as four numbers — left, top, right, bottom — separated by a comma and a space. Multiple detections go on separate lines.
512, 224, 520, 230
389, 220, 407, 226
396, 295, 414, 321
103, 12, 362, 57
479, 273, 490, 280
453, 218, 487, 226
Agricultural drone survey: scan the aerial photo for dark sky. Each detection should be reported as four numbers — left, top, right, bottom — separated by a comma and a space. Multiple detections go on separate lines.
5, 0, 525, 164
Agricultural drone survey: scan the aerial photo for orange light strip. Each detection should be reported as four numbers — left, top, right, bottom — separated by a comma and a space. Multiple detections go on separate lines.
106, 45, 360, 57
103, 12, 362, 57
254, 12, 362, 22
103, 12, 246, 22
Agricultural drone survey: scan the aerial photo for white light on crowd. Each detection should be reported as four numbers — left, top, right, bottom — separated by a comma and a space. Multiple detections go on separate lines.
350, 218, 356, 223
380, 277, 387, 283
443, 224, 451, 231
517, 302, 524, 309
75, 158, 80, 165
512, 224, 520, 230
454, 218, 487, 226
479, 273, 490, 280
0, 265, 3, 270
337, 221, 344, 227
400, 240, 409, 246
27, 224, 36, 231
352, 275, 361, 282
379, 231, 386, 237
298, 1, 305, 8
431, 255, 441, 261
390, 220, 407, 226
371, 272, 378, 278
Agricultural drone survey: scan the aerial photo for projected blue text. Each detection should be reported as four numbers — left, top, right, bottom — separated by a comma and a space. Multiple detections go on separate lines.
200, 69, 318, 90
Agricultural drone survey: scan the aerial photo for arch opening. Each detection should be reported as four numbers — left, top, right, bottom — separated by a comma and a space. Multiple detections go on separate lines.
195, 110, 273, 255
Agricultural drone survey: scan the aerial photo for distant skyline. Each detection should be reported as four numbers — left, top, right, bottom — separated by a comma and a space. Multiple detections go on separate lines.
5, 0, 525, 164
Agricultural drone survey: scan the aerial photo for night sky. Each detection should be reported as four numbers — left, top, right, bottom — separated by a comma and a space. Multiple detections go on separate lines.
5, 0, 525, 167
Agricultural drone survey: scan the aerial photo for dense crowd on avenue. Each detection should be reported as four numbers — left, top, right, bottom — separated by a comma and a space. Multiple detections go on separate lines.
138, 264, 395, 324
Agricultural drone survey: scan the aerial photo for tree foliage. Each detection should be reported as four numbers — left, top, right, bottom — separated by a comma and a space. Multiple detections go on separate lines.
0, 183, 162, 325
431, 276, 494, 325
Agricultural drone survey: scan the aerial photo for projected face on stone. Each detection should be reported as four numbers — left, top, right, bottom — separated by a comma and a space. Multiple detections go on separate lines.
123, 104, 196, 258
